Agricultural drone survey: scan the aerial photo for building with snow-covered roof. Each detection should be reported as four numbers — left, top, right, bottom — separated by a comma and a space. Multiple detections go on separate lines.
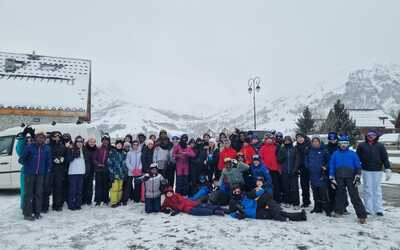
347, 108, 396, 135
0, 51, 91, 130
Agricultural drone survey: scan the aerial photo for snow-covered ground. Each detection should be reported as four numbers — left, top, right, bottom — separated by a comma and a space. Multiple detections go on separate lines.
1, 186, 400, 250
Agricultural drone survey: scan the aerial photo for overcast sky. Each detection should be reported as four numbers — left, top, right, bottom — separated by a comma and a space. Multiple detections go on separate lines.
1, 0, 399, 115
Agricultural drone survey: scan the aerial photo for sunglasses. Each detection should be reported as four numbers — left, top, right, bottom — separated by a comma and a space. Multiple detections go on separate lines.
76, 140, 84, 143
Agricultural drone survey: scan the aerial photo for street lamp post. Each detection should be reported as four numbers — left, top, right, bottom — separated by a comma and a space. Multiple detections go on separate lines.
248, 77, 261, 130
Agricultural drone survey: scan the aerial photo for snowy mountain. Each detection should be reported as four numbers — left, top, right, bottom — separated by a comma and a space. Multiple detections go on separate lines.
92, 64, 400, 137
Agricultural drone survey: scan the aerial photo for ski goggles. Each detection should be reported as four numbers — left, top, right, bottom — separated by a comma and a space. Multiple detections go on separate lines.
338, 141, 350, 146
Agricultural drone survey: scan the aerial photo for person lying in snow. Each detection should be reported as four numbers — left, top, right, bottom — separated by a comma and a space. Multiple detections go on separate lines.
161, 186, 225, 216
189, 175, 211, 203
229, 178, 307, 222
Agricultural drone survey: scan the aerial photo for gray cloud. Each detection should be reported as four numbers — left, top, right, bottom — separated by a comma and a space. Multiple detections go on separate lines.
1, 0, 399, 115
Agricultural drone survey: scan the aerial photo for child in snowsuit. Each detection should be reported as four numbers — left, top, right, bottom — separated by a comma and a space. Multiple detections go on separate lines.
305, 136, 331, 216
329, 135, 367, 224
229, 181, 307, 222
161, 186, 225, 216
189, 175, 211, 203
249, 155, 273, 196
143, 163, 168, 213
107, 140, 127, 208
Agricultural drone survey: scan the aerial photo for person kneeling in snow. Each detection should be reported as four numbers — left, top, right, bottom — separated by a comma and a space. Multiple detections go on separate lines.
229, 179, 307, 222
143, 163, 168, 213
161, 186, 225, 216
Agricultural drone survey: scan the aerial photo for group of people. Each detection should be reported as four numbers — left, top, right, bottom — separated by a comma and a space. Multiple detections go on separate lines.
17, 126, 392, 224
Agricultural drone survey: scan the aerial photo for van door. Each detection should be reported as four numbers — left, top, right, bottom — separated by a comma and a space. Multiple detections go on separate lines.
0, 136, 13, 188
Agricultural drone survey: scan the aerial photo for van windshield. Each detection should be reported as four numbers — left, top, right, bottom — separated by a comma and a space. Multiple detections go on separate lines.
0, 136, 13, 156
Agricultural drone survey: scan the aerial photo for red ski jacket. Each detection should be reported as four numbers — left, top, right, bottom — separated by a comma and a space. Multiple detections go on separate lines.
240, 145, 257, 165
259, 143, 280, 172
161, 192, 200, 213
218, 147, 237, 170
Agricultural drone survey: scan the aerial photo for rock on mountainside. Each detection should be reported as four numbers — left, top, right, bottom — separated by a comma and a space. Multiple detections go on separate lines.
92, 64, 400, 137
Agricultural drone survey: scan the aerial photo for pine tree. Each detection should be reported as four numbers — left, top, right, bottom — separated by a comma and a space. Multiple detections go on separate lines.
395, 111, 400, 129
321, 100, 359, 143
296, 106, 315, 135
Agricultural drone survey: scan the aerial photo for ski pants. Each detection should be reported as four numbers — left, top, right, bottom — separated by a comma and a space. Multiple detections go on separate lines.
335, 177, 367, 219
362, 170, 383, 214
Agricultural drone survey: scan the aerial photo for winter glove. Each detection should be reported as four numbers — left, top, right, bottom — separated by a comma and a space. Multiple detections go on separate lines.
60, 157, 64, 163
329, 177, 337, 190
231, 159, 238, 165
353, 175, 361, 186
170, 210, 180, 216
162, 208, 172, 214
143, 173, 150, 181
54, 158, 61, 164
385, 169, 392, 181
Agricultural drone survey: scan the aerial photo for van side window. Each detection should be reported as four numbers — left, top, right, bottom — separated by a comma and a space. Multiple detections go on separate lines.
0, 136, 14, 156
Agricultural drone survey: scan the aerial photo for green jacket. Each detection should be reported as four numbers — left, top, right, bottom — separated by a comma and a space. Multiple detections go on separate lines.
219, 162, 249, 186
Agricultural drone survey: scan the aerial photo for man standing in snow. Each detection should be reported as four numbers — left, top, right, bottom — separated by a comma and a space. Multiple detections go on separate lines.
356, 130, 392, 216
294, 133, 311, 207
329, 135, 367, 224
19, 132, 52, 221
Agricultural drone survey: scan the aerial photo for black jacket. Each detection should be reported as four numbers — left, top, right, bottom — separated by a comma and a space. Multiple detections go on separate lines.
356, 140, 391, 171
141, 146, 154, 173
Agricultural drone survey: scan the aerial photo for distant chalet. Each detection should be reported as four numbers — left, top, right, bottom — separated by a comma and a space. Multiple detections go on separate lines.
0, 51, 92, 130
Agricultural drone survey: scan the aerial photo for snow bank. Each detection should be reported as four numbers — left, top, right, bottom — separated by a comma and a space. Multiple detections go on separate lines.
0, 193, 399, 250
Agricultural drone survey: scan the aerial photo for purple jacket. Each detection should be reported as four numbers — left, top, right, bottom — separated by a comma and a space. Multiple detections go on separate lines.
93, 146, 110, 171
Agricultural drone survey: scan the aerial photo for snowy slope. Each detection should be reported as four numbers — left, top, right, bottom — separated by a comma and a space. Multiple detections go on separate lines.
0, 191, 400, 250
92, 64, 400, 136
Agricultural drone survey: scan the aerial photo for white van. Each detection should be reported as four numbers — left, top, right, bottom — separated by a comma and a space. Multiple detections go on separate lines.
0, 123, 101, 189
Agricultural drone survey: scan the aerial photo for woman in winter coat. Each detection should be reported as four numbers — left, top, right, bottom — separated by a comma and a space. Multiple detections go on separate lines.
16, 127, 35, 210
142, 163, 168, 213
161, 186, 225, 216
172, 134, 196, 196
93, 135, 111, 206
141, 139, 155, 174
123, 140, 142, 204
259, 133, 282, 203
108, 140, 127, 207
82, 137, 97, 206
44, 131, 68, 212
205, 138, 219, 182
67, 136, 86, 210
189, 138, 208, 196
278, 136, 300, 207
153, 136, 173, 177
